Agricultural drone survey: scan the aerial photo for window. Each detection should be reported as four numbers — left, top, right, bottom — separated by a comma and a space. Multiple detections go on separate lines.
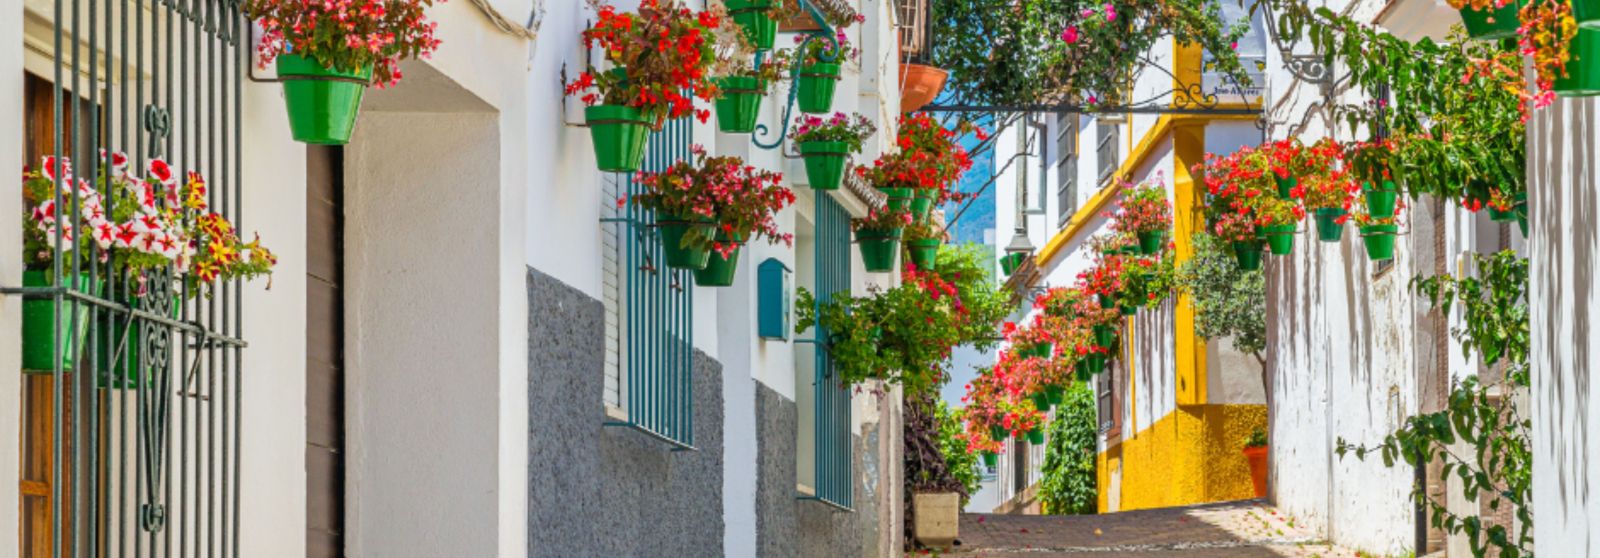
796, 193, 854, 510
1097, 357, 1121, 438
601, 118, 696, 448
1096, 119, 1120, 186
1056, 113, 1079, 227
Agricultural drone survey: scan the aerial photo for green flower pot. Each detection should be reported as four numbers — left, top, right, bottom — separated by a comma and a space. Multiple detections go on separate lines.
585, 105, 653, 173
1360, 224, 1399, 261
799, 140, 849, 190
693, 240, 743, 287
857, 227, 902, 272
1084, 354, 1107, 375
1458, 0, 1521, 40
1026, 427, 1046, 445
1275, 175, 1297, 199
907, 238, 940, 270
1025, 342, 1053, 359
1046, 385, 1065, 406
1313, 208, 1347, 242
1261, 224, 1297, 256
21, 271, 99, 374
990, 425, 1009, 442
1075, 363, 1092, 382
714, 76, 764, 134
1231, 239, 1264, 271
1098, 293, 1117, 310
1488, 192, 1527, 223
658, 216, 718, 270
97, 294, 183, 389
1136, 229, 1167, 255
1031, 392, 1053, 412
999, 252, 1027, 276
1559, 29, 1600, 97
1578, 0, 1600, 29
1093, 324, 1116, 349
277, 54, 372, 145
724, 0, 778, 50
981, 451, 999, 468
1363, 180, 1399, 217
1120, 304, 1137, 316
911, 188, 938, 219
797, 63, 841, 114
878, 186, 914, 212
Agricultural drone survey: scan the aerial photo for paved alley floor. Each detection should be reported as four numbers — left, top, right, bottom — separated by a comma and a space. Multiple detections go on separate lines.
941, 499, 1364, 557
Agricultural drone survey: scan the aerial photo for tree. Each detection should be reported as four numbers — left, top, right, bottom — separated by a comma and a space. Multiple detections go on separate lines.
1174, 232, 1266, 366
1039, 384, 1098, 515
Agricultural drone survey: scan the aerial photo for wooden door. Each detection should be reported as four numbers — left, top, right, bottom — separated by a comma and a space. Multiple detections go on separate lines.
305, 146, 346, 557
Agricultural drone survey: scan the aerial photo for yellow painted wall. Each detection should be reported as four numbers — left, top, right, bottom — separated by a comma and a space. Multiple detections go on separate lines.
1097, 404, 1267, 512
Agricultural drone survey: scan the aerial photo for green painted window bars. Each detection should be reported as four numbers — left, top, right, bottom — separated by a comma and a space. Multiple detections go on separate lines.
809, 193, 854, 510
605, 115, 698, 449
1, 0, 251, 555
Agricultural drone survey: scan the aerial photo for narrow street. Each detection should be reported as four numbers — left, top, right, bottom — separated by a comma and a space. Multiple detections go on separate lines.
947, 500, 1363, 557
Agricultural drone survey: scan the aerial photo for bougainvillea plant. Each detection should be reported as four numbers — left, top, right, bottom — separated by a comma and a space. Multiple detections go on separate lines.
1110, 176, 1172, 236
244, 0, 442, 87
627, 145, 795, 255
24, 154, 277, 292
791, 112, 877, 153
565, 0, 728, 127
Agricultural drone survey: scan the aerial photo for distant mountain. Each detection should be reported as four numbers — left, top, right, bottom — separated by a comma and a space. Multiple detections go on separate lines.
943, 138, 996, 247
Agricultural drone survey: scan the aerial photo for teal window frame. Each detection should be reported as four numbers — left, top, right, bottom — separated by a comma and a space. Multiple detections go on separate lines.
807, 193, 854, 510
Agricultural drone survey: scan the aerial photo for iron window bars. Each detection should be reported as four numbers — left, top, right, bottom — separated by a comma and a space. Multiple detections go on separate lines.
806, 193, 853, 511
3, 0, 250, 556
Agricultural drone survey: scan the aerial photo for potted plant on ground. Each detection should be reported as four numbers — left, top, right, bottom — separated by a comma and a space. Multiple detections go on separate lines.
566, 0, 727, 172
853, 207, 913, 272
791, 112, 876, 190
1111, 177, 1173, 256
903, 219, 944, 271
1242, 427, 1269, 498
714, 58, 784, 134
627, 146, 794, 277
244, 0, 441, 144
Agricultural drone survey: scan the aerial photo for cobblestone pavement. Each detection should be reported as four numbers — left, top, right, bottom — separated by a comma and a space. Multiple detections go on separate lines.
935, 499, 1367, 557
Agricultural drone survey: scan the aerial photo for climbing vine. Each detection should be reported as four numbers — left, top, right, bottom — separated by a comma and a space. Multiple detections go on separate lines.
1337, 251, 1531, 558
1039, 384, 1099, 515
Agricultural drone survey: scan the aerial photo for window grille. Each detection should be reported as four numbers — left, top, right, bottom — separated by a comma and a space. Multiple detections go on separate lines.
1056, 114, 1079, 227
808, 193, 853, 510
601, 118, 697, 449
6, 0, 251, 555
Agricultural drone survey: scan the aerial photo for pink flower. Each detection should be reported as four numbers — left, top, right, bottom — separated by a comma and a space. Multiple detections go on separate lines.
1060, 26, 1079, 44
1104, 4, 1116, 21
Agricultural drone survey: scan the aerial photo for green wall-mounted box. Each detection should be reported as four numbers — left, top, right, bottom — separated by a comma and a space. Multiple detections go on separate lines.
758, 258, 792, 340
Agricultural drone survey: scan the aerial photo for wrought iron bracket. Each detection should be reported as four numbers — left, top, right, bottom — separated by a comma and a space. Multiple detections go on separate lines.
752, 0, 840, 150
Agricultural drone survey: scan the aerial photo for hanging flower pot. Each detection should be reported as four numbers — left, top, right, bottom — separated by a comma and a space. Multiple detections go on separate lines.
797, 63, 842, 114
658, 216, 718, 270
693, 235, 745, 287
1098, 293, 1117, 310
857, 227, 903, 272
907, 238, 941, 270
1046, 384, 1065, 406
1136, 229, 1167, 256
1458, 0, 1522, 40
999, 252, 1027, 276
1075, 361, 1092, 382
1362, 180, 1399, 217
878, 186, 914, 212
1231, 239, 1264, 271
277, 54, 373, 145
898, 63, 949, 113
1260, 224, 1297, 256
1313, 208, 1347, 242
714, 76, 764, 134
981, 451, 999, 469
724, 0, 778, 51
1275, 175, 1296, 199
911, 188, 938, 219
1092, 324, 1116, 349
586, 105, 653, 173
1360, 224, 1399, 261
989, 425, 1010, 442
1558, 28, 1600, 96
1026, 427, 1046, 446
799, 141, 849, 190
1023, 342, 1054, 359
96, 294, 183, 389
1030, 392, 1053, 412
1488, 191, 1527, 222
20, 271, 100, 374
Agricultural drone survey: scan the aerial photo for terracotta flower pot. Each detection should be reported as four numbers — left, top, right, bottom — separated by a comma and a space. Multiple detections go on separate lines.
1243, 445, 1269, 498
898, 63, 948, 113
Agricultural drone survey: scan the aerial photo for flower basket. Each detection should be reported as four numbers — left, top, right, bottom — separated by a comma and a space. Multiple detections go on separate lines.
911, 188, 938, 219
1136, 229, 1167, 255
20, 271, 100, 374
1313, 208, 1346, 242
1360, 224, 1399, 261
1120, 303, 1137, 316
878, 186, 914, 212
1083, 353, 1106, 375
1362, 180, 1399, 217
1488, 192, 1527, 223
1074, 361, 1092, 382
857, 226, 903, 272
1026, 427, 1045, 445
658, 216, 719, 270
586, 105, 653, 173
1098, 293, 1117, 310
1231, 239, 1264, 271
724, 0, 778, 51
1459, 0, 1522, 40
797, 62, 841, 114
714, 76, 764, 133
799, 140, 849, 190
1558, 29, 1600, 96
1030, 392, 1053, 412
1092, 324, 1116, 349
1274, 175, 1296, 199
1260, 224, 1296, 256
276, 54, 373, 145
898, 63, 949, 113
989, 425, 1009, 442
1046, 384, 1065, 406
907, 238, 941, 270
1021, 342, 1053, 359
96, 294, 183, 389
981, 451, 999, 469
693, 235, 744, 287
999, 252, 1028, 276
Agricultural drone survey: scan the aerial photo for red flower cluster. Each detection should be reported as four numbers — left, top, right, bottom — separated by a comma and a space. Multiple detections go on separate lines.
858, 114, 986, 204
629, 145, 793, 256
245, 0, 442, 88
565, 0, 724, 126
